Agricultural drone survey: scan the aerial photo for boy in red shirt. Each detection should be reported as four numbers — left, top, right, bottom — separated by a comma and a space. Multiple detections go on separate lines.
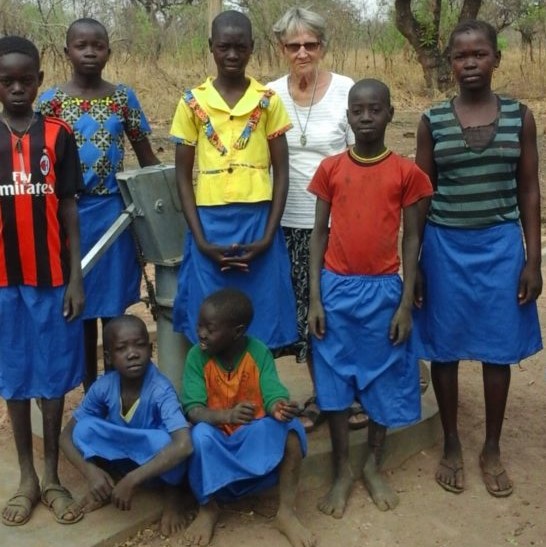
308, 78, 432, 517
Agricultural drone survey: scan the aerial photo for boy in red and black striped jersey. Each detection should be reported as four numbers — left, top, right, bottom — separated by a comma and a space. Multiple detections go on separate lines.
0, 37, 85, 527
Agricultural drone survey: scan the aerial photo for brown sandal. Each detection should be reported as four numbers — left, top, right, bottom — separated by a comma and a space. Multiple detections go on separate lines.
41, 484, 84, 524
348, 402, 369, 430
299, 396, 326, 432
2, 490, 40, 526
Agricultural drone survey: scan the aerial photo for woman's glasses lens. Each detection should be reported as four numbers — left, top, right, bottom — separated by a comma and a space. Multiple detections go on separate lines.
284, 42, 321, 54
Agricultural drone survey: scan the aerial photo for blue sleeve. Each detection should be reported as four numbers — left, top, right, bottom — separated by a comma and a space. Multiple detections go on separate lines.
157, 383, 188, 433
73, 376, 109, 421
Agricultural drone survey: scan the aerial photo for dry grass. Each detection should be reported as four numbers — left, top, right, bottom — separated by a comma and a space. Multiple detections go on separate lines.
39, 47, 546, 123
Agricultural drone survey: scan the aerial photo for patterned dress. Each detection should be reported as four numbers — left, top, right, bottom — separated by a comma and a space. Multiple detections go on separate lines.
37, 85, 152, 318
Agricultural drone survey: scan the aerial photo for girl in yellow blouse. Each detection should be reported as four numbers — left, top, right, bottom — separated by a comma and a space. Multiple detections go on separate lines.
170, 10, 297, 351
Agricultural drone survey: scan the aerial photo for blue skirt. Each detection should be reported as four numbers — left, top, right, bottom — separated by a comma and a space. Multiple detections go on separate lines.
413, 222, 542, 364
188, 418, 306, 505
311, 270, 421, 428
173, 203, 298, 349
73, 416, 186, 485
0, 286, 84, 399
79, 194, 141, 319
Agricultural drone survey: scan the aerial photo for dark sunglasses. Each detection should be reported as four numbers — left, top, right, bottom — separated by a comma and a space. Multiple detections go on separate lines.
283, 41, 321, 54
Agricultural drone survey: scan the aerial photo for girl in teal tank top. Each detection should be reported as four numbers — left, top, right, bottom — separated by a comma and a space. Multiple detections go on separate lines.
414, 20, 542, 499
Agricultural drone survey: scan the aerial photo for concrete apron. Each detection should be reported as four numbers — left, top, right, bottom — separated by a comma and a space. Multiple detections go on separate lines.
9, 353, 440, 547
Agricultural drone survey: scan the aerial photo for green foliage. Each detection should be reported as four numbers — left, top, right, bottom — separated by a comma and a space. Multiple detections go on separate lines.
412, 0, 438, 47
118, 6, 159, 58
497, 34, 508, 50
374, 19, 406, 56
515, 0, 546, 35
411, 0, 459, 50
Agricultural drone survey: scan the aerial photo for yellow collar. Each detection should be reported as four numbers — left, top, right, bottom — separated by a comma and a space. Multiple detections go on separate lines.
196, 76, 272, 116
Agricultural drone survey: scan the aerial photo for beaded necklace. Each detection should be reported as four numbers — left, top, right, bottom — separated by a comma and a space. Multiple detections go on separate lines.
349, 146, 391, 164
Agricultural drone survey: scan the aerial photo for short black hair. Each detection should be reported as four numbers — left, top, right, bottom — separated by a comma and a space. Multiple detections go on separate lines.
103, 315, 149, 350
66, 17, 109, 45
202, 288, 254, 328
211, 10, 252, 41
448, 19, 498, 52
349, 78, 391, 107
0, 36, 40, 70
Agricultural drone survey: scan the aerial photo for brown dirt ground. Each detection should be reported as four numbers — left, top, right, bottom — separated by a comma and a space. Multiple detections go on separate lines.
1, 110, 545, 547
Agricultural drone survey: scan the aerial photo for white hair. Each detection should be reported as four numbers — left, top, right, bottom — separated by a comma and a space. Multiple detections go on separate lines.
272, 7, 328, 48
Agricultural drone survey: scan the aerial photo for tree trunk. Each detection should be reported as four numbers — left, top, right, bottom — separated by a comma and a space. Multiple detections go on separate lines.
414, 46, 453, 92
394, 0, 482, 92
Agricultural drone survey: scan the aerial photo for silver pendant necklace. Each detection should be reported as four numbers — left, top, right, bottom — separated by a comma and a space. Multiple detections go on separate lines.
288, 70, 318, 146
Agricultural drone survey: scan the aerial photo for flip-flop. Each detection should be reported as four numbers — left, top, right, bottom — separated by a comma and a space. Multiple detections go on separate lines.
348, 403, 369, 430
435, 458, 464, 494
41, 484, 84, 524
299, 396, 325, 432
2, 490, 40, 526
479, 455, 513, 498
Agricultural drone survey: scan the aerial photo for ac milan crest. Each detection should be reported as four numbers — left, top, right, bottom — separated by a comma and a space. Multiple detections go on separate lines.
40, 151, 51, 176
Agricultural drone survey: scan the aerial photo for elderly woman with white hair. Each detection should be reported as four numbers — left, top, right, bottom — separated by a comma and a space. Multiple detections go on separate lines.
268, 7, 367, 433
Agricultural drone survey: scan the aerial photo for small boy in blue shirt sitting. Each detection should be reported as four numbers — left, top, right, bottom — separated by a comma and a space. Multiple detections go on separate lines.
60, 315, 193, 535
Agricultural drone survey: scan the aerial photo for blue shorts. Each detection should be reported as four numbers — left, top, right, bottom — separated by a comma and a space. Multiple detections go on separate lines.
188, 417, 306, 505
311, 269, 421, 428
0, 285, 84, 399
414, 221, 542, 364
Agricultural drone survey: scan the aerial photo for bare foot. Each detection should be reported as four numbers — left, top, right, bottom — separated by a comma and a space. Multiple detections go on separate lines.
479, 451, 513, 497
274, 508, 316, 547
362, 459, 399, 511
2, 479, 40, 526
317, 467, 354, 519
160, 486, 185, 536
184, 501, 220, 546
435, 444, 464, 494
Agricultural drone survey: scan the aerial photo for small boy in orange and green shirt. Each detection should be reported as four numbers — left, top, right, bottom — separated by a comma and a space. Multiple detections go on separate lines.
181, 288, 313, 547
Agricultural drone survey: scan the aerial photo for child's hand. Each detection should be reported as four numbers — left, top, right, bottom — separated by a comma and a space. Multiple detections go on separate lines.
111, 474, 137, 511
308, 299, 326, 339
271, 400, 300, 422
199, 242, 248, 271
219, 241, 271, 272
518, 262, 543, 304
233, 239, 270, 263
229, 402, 256, 424
63, 279, 85, 320
86, 464, 114, 503
220, 243, 250, 272
389, 306, 412, 345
